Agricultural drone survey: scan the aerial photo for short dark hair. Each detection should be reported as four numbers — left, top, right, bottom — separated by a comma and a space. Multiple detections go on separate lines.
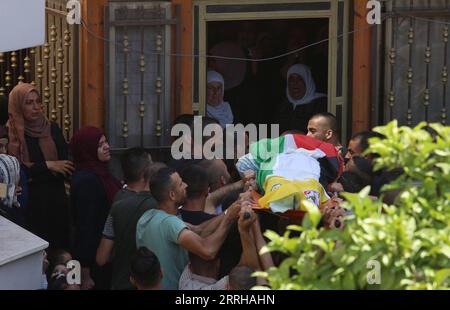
120, 147, 152, 183
189, 116, 222, 145
228, 265, 256, 290
173, 114, 196, 140
346, 156, 372, 185
149, 167, 177, 202
174, 114, 195, 126
337, 171, 365, 193
352, 156, 373, 176
311, 112, 338, 132
47, 249, 70, 265
148, 162, 168, 181
181, 165, 209, 199
198, 159, 226, 190
130, 247, 161, 289
351, 131, 382, 153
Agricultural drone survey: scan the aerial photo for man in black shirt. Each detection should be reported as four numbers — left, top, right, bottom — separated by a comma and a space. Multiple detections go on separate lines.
96, 147, 157, 290
179, 165, 216, 225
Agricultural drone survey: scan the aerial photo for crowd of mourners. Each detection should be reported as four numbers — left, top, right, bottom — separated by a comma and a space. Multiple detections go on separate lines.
0, 77, 400, 290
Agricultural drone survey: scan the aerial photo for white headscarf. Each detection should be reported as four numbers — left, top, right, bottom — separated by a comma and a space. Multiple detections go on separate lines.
207, 70, 225, 91
207, 70, 234, 128
286, 64, 326, 108
0, 154, 21, 208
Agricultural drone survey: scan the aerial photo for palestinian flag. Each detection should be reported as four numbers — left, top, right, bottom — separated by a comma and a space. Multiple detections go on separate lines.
238, 134, 343, 192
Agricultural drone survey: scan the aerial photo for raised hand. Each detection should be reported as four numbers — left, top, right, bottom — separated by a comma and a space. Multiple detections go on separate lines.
242, 170, 256, 191
238, 205, 256, 233
224, 201, 242, 225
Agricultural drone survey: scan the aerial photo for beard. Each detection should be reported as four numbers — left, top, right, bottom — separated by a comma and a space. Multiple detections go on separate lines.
175, 192, 187, 206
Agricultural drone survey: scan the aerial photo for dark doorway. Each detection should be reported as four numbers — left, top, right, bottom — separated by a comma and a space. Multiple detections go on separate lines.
206, 18, 329, 127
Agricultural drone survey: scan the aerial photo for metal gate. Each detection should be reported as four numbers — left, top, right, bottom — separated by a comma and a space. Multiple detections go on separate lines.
105, 0, 181, 150
383, 0, 450, 125
0, 0, 80, 140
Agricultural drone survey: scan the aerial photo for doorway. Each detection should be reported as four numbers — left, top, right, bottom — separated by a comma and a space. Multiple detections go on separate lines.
193, 0, 349, 141
207, 18, 329, 127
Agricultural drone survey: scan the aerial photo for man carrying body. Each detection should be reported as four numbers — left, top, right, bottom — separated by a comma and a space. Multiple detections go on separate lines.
136, 167, 240, 290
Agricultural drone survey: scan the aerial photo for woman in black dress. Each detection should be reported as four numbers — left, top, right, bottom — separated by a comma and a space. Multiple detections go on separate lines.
278, 64, 327, 134
70, 126, 121, 289
8, 83, 74, 249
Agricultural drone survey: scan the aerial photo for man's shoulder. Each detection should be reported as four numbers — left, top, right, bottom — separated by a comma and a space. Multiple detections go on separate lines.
137, 209, 187, 245
138, 209, 181, 226
111, 190, 155, 211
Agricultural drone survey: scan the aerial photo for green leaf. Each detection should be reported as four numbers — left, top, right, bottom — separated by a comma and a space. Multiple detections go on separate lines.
440, 245, 450, 259
359, 186, 371, 198
301, 200, 321, 229
342, 272, 356, 290
258, 121, 450, 290
286, 225, 303, 232
435, 269, 450, 286
436, 163, 450, 175
312, 240, 329, 253
259, 245, 271, 255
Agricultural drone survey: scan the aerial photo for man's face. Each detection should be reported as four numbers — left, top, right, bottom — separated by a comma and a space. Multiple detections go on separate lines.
170, 172, 187, 205
345, 138, 364, 160
307, 117, 331, 142
288, 74, 306, 100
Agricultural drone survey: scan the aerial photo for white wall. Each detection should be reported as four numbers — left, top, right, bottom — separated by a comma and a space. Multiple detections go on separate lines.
0, 251, 45, 290
0, 0, 45, 52
0, 216, 48, 290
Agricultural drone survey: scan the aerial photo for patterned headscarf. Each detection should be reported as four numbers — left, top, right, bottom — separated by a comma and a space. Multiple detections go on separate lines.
0, 154, 21, 208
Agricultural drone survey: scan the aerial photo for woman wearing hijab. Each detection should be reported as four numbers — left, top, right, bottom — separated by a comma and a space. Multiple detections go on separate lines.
277, 64, 327, 134
206, 70, 234, 128
70, 126, 121, 289
7, 83, 73, 249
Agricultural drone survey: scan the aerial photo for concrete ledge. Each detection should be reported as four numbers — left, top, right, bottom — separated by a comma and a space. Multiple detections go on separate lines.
0, 216, 49, 290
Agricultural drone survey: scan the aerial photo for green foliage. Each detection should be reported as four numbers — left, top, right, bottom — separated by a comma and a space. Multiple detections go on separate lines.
260, 121, 450, 290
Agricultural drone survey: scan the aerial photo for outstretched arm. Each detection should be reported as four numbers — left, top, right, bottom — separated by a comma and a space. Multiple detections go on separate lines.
252, 215, 274, 271
178, 202, 241, 260
186, 213, 223, 237
237, 207, 260, 271
204, 180, 244, 214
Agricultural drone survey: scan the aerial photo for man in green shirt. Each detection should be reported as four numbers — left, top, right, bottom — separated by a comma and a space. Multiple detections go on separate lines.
136, 167, 240, 290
